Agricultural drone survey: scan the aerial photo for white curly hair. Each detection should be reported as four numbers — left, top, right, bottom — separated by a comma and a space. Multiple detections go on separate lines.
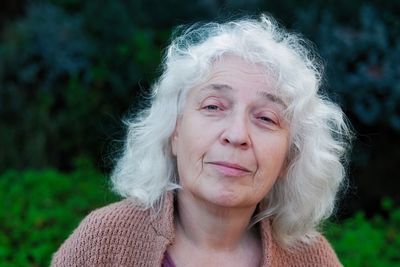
111, 14, 352, 246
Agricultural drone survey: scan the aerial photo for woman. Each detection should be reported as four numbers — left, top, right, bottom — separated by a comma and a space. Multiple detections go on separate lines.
52, 14, 351, 266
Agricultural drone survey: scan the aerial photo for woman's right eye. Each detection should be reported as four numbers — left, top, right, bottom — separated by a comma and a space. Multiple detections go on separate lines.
203, 105, 220, 110
200, 97, 227, 113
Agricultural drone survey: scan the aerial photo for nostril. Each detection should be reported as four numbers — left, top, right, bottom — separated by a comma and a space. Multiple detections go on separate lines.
221, 136, 250, 148
239, 141, 250, 149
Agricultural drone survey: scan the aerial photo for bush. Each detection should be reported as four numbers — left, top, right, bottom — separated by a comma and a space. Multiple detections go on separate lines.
0, 160, 119, 266
325, 198, 400, 266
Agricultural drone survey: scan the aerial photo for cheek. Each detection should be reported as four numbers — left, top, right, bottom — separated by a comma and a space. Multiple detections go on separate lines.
256, 138, 288, 176
175, 127, 208, 177
177, 118, 217, 158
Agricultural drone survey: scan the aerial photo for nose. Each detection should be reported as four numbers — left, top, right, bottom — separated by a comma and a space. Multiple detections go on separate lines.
220, 112, 251, 149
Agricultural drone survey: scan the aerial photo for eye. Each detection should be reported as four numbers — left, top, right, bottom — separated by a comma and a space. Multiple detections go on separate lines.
200, 97, 226, 112
254, 110, 281, 129
203, 105, 220, 111
258, 116, 277, 124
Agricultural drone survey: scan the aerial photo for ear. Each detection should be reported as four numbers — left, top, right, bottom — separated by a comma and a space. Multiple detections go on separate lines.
171, 117, 181, 156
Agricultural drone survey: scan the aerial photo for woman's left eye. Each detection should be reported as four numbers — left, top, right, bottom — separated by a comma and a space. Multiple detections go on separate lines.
258, 116, 276, 124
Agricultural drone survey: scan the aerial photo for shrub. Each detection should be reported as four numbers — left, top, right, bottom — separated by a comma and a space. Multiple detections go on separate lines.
0, 160, 119, 266
325, 198, 400, 266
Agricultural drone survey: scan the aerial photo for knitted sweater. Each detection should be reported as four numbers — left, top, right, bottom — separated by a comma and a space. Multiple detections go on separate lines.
51, 193, 342, 267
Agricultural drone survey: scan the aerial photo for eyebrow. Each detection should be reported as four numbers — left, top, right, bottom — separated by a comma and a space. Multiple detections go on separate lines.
257, 91, 287, 108
201, 83, 286, 108
201, 83, 233, 92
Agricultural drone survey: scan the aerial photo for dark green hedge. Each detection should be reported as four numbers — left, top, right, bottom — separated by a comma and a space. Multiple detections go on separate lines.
1, 166, 399, 266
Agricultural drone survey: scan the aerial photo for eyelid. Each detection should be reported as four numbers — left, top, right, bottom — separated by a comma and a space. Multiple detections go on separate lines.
255, 110, 281, 127
200, 97, 227, 109
260, 116, 278, 125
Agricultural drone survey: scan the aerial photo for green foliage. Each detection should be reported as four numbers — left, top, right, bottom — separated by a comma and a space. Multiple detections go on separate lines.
0, 162, 119, 266
325, 198, 400, 266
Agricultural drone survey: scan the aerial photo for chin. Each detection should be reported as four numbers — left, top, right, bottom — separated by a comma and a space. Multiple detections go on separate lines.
206, 190, 252, 208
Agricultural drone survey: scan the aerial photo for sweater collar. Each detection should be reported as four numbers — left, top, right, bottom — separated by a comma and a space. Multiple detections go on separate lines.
149, 191, 176, 242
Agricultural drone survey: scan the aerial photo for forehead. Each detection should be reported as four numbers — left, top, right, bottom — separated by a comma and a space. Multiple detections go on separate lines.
192, 55, 285, 106
209, 55, 270, 83
205, 55, 279, 95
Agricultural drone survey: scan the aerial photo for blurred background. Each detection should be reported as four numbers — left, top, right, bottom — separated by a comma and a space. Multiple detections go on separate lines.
0, 0, 399, 266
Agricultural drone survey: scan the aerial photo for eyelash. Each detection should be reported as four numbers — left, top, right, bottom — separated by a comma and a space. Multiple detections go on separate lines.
203, 104, 221, 111
201, 100, 280, 128
258, 116, 277, 124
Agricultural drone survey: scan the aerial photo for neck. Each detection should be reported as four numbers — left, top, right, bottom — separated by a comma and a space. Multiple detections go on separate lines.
174, 190, 259, 251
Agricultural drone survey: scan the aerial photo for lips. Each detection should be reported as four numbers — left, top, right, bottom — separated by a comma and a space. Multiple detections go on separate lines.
206, 161, 251, 177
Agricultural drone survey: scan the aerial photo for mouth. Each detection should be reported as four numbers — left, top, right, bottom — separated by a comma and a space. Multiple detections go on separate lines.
206, 161, 251, 177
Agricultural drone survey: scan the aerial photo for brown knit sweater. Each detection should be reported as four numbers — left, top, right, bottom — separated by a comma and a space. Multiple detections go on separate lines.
51, 193, 342, 266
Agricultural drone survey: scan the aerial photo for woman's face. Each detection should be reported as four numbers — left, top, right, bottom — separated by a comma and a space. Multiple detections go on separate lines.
172, 55, 289, 209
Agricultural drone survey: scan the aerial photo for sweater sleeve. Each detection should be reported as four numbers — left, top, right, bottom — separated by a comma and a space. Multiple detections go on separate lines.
270, 233, 343, 267
51, 210, 107, 267
301, 234, 343, 267
51, 197, 175, 267
50, 200, 156, 267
